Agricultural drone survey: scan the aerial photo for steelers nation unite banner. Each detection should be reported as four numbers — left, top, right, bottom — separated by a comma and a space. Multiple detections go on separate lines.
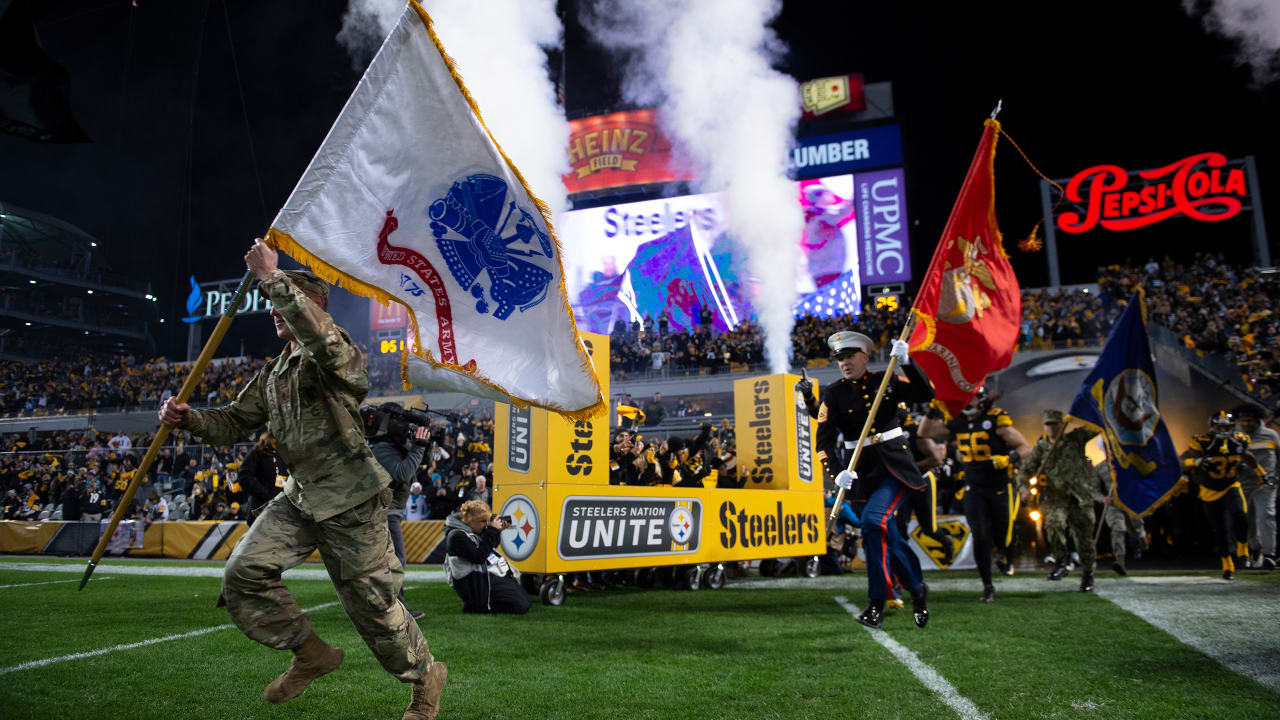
266, 1, 603, 419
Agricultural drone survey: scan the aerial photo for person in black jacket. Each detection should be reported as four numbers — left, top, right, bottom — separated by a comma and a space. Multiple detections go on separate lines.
815, 330, 934, 630
443, 501, 530, 614
238, 432, 287, 519
60, 479, 83, 521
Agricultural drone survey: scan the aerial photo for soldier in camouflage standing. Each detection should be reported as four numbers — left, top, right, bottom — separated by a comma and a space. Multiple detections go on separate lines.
1093, 461, 1146, 575
160, 239, 447, 720
1017, 410, 1098, 592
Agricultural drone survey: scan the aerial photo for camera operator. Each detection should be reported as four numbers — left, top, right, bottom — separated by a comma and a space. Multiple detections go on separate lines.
443, 501, 531, 614
363, 402, 432, 620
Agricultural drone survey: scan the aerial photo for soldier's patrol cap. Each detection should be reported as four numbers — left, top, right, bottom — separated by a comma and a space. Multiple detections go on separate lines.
828, 331, 874, 356
1041, 409, 1064, 424
282, 270, 330, 300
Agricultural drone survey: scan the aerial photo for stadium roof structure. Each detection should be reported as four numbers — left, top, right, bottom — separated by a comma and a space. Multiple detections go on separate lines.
0, 201, 156, 360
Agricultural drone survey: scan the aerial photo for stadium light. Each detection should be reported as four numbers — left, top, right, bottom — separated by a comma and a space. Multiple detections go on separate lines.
704, 412, 712, 417
1030, 488, 1038, 496
28, 279, 36, 284
24, 322, 31, 326
90, 242, 98, 247
1029, 477, 1037, 486
86, 289, 94, 294
145, 294, 153, 300
1030, 510, 1041, 521
160, 318, 166, 323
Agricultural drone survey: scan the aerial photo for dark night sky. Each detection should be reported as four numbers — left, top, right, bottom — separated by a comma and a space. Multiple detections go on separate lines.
4, 0, 1279, 359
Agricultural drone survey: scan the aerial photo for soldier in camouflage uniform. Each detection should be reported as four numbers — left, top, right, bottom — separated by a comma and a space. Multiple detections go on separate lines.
160, 239, 446, 720
1093, 461, 1146, 575
1017, 409, 1098, 592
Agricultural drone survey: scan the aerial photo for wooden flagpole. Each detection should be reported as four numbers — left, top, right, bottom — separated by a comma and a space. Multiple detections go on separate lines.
79, 268, 257, 590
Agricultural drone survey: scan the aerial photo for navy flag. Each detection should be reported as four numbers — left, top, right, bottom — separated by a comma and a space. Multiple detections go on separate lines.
1068, 289, 1182, 517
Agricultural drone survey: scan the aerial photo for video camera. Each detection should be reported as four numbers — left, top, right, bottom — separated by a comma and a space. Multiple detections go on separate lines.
360, 402, 436, 448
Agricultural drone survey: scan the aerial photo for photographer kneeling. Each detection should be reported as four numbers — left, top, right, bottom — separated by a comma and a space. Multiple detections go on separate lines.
444, 501, 531, 614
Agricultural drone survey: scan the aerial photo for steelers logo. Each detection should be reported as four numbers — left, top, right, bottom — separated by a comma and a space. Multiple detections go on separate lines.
498, 494, 539, 561
981, 420, 992, 430
668, 506, 695, 545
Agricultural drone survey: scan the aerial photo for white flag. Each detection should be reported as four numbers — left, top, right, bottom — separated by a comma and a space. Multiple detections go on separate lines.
267, 1, 602, 419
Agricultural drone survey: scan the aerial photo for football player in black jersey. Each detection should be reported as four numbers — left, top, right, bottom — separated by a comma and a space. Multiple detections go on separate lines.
815, 330, 935, 629
899, 406, 956, 566
1181, 410, 1262, 580
920, 385, 1032, 602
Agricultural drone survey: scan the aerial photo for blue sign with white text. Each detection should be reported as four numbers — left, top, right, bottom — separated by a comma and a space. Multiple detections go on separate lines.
789, 125, 902, 179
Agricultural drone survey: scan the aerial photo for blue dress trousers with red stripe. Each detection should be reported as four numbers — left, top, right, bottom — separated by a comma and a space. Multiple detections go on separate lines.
816, 363, 934, 602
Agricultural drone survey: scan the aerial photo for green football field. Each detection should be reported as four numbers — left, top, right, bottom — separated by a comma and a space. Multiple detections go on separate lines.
1, 557, 1278, 720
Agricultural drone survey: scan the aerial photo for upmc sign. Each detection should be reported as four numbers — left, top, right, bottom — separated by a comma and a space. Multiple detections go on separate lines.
855, 168, 910, 284
1057, 152, 1249, 234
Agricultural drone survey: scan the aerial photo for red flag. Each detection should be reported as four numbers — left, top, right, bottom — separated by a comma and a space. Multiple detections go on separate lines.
908, 119, 1021, 418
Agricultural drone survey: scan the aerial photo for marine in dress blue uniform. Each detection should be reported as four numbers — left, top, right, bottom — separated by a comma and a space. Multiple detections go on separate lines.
815, 330, 935, 629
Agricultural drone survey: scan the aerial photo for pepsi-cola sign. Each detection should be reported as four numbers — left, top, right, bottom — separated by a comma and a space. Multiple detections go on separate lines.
1057, 152, 1248, 234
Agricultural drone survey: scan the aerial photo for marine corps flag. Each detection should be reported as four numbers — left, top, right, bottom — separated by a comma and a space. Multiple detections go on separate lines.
265, 1, 603, 419
908, 119, 1021, 417
1068, 289, 1182, 517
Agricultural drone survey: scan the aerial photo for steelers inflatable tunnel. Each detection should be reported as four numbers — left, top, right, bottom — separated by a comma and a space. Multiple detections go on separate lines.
492, 333, 827, 606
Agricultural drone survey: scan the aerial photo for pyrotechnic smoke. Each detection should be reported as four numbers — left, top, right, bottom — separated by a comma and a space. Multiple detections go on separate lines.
1185, 0, 1280, 85
583, 0, 803, 374
337, 0, 570, 219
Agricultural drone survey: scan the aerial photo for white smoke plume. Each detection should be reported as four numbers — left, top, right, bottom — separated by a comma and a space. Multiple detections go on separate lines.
336, 0, 570, 220
583, 0, 803, 374
1185, 0, 1280, 85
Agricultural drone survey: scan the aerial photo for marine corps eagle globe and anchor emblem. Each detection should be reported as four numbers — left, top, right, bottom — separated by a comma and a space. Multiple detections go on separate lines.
375, 173, 556, 365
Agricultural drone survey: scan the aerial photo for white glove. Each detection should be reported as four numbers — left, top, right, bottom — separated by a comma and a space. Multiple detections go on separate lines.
890, 339, 910, 366
835, 470, 857, 490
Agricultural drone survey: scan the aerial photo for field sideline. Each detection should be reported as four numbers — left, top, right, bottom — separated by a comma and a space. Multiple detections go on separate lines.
1, 556, 1277, 719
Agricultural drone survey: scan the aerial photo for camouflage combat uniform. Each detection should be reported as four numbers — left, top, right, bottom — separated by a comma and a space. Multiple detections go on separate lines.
1018, 412, 1097, 572
184, 269, 431, 682
1093, 462, 1145, 567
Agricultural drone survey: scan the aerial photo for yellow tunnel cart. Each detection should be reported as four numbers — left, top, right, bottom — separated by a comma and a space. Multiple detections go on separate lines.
492, 333, 826, 605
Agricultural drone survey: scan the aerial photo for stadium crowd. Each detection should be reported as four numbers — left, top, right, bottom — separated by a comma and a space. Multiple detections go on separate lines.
0, 355, 266, 416
0, 408, 497, 525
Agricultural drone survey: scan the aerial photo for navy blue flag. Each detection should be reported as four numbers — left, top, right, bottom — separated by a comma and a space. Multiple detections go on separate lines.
1068, 289, 1183, 517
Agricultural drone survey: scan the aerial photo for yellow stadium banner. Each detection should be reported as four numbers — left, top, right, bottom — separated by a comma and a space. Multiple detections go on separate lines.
0, 520, 446, 564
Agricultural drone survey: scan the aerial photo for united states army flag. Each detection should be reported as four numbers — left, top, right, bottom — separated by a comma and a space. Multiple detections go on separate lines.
266, 1, 603, 419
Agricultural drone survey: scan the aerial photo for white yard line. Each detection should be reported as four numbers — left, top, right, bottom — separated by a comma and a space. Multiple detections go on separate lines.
0, 600, 341, 676
834, 596, 991, 720
0, 560, 444, 583
1097, 578, 1280, 693
0, 578, 112, 589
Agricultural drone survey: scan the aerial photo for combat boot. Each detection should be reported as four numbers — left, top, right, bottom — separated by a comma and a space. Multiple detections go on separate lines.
1111, 560, 1127, 576
980, 584, 996, 603
404, 662, 448, 720
910, 583, 929, 628
1047, 561, 1069, 581
1263, 556, 1277, 570
1079, 571, 1094, 592
264, 631, 344, 704
856, 602, 884, 629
